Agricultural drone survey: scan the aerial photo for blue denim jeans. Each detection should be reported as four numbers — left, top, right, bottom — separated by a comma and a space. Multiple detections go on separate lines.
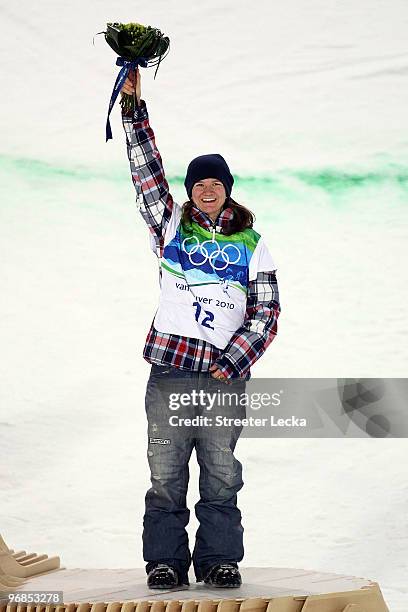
143, 364, 246, 583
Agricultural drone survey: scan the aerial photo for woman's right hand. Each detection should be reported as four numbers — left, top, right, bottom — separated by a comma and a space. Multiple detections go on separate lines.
121, 67, 141, 103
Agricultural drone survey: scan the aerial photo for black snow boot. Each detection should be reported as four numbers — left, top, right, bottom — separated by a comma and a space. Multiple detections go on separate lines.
204, 563, 242, 588
147, 563, 183, 589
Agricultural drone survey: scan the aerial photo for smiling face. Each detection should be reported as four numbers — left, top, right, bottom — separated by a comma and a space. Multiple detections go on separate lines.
191, 178, 227, 222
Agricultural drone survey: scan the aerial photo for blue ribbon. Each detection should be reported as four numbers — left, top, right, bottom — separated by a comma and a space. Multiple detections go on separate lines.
106, 56, 148, 142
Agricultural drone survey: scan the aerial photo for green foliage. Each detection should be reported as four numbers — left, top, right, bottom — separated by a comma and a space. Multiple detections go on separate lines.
105, 21, 169, 60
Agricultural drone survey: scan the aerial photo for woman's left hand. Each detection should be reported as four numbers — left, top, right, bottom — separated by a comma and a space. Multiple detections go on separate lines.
209, 364, 230, 384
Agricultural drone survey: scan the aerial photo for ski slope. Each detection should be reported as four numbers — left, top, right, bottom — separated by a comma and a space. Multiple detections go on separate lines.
1, 1, 407, 609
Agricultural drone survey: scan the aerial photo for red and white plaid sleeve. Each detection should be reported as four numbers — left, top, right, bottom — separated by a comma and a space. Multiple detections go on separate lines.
122, 101, 174, 252
215, 271, 281, 379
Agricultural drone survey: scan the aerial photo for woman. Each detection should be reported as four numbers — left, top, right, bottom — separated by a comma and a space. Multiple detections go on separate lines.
120, 69, 280, 589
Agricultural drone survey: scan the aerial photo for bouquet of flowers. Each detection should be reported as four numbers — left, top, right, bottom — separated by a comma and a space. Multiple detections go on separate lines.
103, 21, 170, 141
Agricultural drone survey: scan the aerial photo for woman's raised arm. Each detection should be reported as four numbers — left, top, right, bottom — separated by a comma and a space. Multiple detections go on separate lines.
121, 69, 175, 254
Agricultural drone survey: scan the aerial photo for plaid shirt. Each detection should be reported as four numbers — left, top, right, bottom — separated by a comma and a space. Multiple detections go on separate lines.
122, 101, 281, 379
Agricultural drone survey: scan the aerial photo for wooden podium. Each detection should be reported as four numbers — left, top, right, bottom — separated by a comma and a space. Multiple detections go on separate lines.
0, 567, 390, 612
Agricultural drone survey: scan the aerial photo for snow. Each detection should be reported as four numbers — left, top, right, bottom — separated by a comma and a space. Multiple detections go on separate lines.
1, 0, 407, 610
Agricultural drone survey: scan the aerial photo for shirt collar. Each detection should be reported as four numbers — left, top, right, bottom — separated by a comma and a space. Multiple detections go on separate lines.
190, 203, 234, 232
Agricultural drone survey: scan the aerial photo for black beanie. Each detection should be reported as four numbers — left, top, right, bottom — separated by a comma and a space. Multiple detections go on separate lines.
184, 154, 234, 199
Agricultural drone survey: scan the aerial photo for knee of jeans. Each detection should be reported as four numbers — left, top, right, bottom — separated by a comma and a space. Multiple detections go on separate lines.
147, 447, 189, 494
200, 448, 243, 499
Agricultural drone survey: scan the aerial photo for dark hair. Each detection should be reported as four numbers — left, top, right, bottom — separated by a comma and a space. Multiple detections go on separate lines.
181, 197, 255, 236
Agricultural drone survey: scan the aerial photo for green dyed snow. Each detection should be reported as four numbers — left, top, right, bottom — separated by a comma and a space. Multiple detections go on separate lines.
1, 154, 407, 193
171, 170, 408, 192
0, 155, 125, 183
294, 169, 408, 191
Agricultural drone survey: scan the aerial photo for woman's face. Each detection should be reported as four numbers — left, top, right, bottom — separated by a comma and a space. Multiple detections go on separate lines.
191, 178, 227, 222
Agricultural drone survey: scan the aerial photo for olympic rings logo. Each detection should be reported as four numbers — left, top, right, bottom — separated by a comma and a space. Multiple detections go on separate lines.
182, 236, 241, 271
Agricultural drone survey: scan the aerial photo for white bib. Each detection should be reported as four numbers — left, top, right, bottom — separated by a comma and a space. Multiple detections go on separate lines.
153, 205, 276, 349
